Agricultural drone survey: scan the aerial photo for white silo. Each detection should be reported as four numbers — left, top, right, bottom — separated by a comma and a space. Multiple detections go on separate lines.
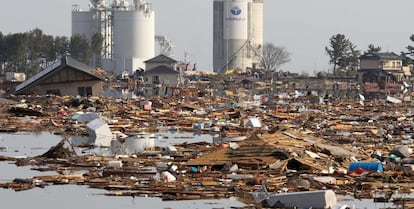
213, 0, 263, 73
72, 0, 112, 60
71, 0, 154, 74
112, 0, 155, 74
71, 5, 96, 41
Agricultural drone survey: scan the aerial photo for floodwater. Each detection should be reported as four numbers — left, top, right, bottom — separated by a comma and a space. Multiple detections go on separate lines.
0, 132, 245, 209
0, 185, 244, 209
0, 132, 410, 209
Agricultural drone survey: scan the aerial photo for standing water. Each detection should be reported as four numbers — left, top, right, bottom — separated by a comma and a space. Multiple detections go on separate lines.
0, 132, 245, 209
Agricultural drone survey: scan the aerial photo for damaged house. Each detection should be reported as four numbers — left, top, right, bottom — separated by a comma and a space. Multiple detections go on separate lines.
142, 54, 181, 97
358, 52, 412, 94
14, 56, 103, 96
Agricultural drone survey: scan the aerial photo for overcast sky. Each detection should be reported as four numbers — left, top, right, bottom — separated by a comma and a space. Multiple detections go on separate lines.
0, 0, 413, 74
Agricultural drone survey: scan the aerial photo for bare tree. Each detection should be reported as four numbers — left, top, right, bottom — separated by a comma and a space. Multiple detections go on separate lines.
260, 43, 290, 72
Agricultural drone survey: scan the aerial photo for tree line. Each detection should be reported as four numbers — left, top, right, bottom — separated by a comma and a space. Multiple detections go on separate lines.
0, 28, 102, 77
257, 33, 414, 79
325, 33, 414, 77
2, 28, 414, 78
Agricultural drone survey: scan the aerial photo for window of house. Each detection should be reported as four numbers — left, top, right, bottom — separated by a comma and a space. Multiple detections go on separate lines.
78, 86, 92, 97
46, 89, 61, 96
153, 87, 159, 96
153, 76, 160, 84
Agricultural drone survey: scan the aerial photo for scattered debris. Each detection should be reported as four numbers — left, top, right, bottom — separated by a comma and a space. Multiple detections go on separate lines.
0, 88, 412, 207
40, 138, 75, 158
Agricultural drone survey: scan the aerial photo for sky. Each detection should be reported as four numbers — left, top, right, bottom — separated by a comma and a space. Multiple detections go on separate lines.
0, 0, 413, 74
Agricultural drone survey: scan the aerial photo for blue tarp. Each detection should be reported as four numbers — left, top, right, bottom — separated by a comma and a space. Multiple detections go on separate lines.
349, 162, 383, 172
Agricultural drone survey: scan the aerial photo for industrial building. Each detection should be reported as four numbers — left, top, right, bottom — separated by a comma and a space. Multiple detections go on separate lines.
213, 0, 263, 74
72, 0, 155, 75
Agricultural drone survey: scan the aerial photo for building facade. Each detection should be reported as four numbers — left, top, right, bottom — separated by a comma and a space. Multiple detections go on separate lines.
142, 55, 180, 97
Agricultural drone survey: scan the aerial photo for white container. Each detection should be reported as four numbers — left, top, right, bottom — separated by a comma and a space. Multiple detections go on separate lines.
125, 134, 155, 154
107, 160, 123, 168
160, 171, 176, 182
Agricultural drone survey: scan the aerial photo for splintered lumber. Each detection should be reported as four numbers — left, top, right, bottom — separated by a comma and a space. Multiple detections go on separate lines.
33, 173, 85, 183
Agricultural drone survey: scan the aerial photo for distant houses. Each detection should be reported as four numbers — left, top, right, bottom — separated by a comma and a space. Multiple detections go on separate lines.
7, 54, 198, 98
2, 51, 413, 98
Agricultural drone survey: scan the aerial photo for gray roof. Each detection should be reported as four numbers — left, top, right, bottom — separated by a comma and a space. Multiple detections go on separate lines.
144, 65, 178, 75
144, 54, 177, 64
360, 52, 402, 60
15, 56, 101, 93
